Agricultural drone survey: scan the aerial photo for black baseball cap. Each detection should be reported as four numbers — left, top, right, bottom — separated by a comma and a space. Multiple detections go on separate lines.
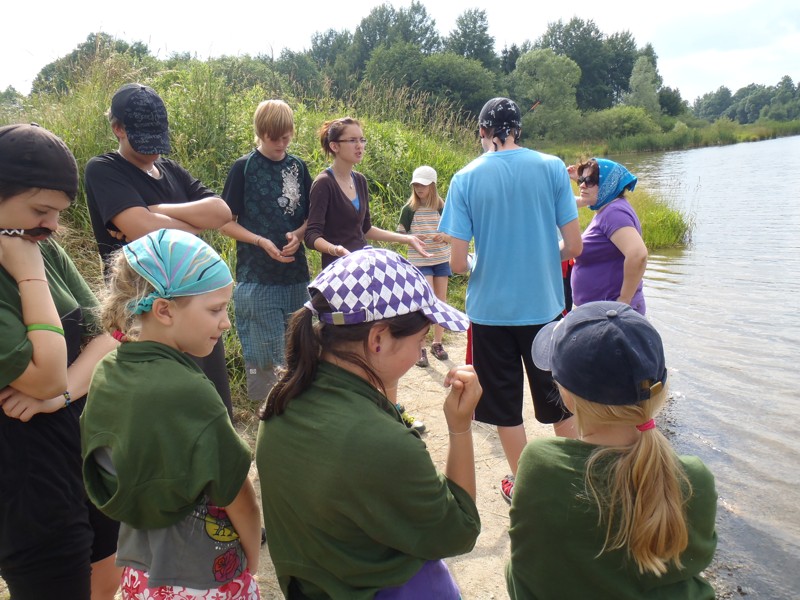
110, 83, 171, 154
532, 301, 667, 406
0, 123, 78, 200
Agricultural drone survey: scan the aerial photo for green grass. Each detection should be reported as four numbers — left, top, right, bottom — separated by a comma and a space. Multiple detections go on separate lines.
574, 183, 692, 248
5, 54, 692, 410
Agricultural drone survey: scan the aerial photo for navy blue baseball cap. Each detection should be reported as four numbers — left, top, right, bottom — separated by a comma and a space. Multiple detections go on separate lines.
532, 301, 667, 406
111, 83, 171, 154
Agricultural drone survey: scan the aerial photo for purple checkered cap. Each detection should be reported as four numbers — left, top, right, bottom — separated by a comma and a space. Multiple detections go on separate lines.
305, 247, 469, 331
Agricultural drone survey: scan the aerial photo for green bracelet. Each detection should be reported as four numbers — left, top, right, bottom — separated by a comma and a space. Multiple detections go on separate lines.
63, 390, 72, 407
25, 323, 65, 336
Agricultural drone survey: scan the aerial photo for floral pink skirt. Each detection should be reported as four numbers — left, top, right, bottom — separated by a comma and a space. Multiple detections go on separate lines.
121, 566, 260, 599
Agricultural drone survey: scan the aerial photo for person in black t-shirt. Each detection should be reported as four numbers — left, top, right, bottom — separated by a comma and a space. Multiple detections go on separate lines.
85, 83, 235, 417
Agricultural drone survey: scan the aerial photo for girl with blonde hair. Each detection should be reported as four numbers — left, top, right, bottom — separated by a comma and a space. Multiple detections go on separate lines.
507, 301, 717, 599
81, 229, 261, 600
397, 165, 452, 367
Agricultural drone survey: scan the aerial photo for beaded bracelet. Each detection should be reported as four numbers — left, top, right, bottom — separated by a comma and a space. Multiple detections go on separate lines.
63, 390, 72, 408
26, 323, 65, 336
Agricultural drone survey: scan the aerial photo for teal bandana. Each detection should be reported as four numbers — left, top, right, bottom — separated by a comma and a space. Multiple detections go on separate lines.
591, 158, 638, 211
123, 229, 233, 315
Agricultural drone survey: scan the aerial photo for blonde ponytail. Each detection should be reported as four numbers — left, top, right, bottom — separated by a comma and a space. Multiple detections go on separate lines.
573, 390, 692, 576
98, 249, 156, 341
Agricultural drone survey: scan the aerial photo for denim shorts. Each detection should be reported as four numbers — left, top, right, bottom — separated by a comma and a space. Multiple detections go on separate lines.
416, 262, 452, 277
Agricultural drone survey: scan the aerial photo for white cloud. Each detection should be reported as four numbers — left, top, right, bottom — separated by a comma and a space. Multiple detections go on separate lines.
2, 0, 797, 107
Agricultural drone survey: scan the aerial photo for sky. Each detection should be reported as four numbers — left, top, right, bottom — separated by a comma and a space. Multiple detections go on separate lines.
3, 0, 798, 103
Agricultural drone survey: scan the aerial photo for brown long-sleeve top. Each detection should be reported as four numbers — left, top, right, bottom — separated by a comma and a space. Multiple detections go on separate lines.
304, 169, 372, 269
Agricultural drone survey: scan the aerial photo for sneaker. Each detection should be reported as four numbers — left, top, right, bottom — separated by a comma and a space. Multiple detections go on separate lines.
431, 342, 448, 361
396, 403, 426, 433
500, 475, 515, 504
416, 348, 429, 368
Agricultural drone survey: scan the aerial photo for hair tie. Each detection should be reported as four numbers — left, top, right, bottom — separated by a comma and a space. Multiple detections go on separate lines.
636, 419, 656, 432
112, 329, 126, 342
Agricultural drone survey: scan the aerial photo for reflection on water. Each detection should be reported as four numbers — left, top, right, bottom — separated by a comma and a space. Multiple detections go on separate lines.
613, 136, 800, 597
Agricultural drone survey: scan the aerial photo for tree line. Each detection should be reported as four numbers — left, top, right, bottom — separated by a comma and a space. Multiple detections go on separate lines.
3, 2, 798, 142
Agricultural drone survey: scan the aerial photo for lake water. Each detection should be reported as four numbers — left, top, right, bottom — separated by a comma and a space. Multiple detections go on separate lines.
613, 136, 800, 598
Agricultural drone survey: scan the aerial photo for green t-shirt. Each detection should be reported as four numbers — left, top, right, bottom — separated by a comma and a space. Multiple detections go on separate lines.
507, 437, 717, 600
81, 341, 252, 529
0, 239, 100, 386
257, 362, 480, 599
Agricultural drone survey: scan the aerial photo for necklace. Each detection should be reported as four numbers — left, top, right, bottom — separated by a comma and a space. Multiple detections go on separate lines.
146, 165, 157, 178
330, 167, 353, 190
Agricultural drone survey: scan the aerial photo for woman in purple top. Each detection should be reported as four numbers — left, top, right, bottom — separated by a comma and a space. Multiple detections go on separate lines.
569, 159, 648, 315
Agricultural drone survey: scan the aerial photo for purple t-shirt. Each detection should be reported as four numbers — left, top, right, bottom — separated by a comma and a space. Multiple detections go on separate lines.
571, 198, 646, 314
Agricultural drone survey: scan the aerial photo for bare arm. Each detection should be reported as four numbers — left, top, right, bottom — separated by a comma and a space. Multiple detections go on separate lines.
443, 366, 482, 500
149, 197, 231, 229
112, 197, 231, 241
449, 238, 470, 274
0, 237, 67, 398
1, 334, 117, 421
282, 221, 308, 256
566, 164, 579, 181
559, 218, 583, 261
609, 227, 648, 304
220, 218, 294, 263
225, 477, 262, 575
365, 227, 431, 257
312, 237, 349, 259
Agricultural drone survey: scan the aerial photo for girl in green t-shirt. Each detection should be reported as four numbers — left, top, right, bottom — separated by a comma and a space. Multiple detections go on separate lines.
82, 229, 261, 600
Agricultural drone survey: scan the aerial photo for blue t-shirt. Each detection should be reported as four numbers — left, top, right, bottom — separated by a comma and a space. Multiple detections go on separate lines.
439, 148, 578, 325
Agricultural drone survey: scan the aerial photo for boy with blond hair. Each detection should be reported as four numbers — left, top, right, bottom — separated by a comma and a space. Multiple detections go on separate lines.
221, 100, 312, 401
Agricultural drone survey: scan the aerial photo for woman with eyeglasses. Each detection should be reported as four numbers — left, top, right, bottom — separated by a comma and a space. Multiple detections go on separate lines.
567, 158, 648, 315
305, 117, 429, 270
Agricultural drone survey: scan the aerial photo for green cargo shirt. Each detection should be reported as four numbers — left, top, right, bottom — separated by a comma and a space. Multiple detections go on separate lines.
257, 362, 481, 599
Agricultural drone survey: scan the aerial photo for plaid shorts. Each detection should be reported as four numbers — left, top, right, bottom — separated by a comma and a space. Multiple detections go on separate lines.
233, 281, 309, 369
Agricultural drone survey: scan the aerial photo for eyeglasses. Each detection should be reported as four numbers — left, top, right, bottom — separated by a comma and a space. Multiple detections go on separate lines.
335, 138, 368, 146
577, 176, 597, 187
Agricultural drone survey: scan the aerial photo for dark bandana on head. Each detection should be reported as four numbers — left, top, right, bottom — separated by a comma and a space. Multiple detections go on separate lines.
479, 98, 522, 145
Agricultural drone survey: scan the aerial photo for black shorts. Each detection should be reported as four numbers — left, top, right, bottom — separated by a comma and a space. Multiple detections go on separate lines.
88, 499, 119, 563
0, 517, 93, 600
471, 321, 571, 427
0, 500, 118, 599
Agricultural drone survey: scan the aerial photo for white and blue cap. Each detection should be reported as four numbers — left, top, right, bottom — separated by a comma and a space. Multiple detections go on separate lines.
305, 247, 469, 331
532, 301, 667, 406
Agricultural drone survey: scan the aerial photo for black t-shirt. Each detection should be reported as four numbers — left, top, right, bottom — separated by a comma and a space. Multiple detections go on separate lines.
83, 152, 233, 414
222, 150, 311, 285
84, 152, 217, 265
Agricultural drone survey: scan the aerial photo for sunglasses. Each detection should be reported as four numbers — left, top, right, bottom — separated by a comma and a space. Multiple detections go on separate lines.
335, 138, 368, 145
577, 176, 597, 187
